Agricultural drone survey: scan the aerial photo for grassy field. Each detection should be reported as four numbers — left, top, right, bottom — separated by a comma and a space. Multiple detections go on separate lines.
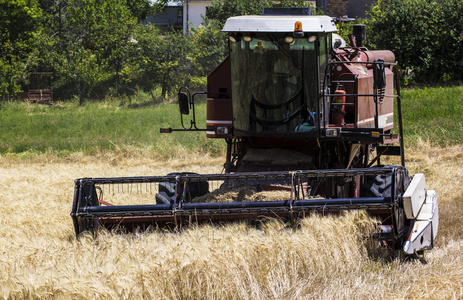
401, 85, 463, 146
1, 84, 463, 158
0, 85, 462, 298
0, 98, 224, 158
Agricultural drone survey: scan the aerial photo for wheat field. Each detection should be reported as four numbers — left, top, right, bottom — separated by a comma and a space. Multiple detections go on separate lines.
1, 143, 462, 299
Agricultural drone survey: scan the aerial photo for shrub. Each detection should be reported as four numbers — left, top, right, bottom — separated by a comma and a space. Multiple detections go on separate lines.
365, 0, 463, 83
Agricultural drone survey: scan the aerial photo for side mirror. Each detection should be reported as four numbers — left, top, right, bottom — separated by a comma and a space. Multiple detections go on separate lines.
178, 92, 190, 115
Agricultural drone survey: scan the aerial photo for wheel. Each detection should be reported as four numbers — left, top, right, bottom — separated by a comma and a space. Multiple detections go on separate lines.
155, 172, 209, 204
155, 182, 176, 204
362, 172, 393, 197
362, 166, 409, 198
362, 167, 415, 259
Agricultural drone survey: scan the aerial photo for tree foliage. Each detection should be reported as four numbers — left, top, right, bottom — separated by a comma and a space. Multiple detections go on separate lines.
0, 0, 159, 100
4, 0, 463, 101
188, 20, 228, 78
126, 0, 165, 22
365, 0, 463, 83
125, 25, 190, 99
0, 0, 42, 96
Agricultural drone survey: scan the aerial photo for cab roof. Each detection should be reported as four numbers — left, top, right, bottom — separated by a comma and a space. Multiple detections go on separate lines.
222, 15, 337, 33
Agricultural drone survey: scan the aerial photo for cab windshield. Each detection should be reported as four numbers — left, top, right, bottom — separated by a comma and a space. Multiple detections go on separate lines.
230, 34, 321, 135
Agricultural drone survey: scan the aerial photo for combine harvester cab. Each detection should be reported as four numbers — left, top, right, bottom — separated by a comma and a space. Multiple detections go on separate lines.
71, 8, 438, 257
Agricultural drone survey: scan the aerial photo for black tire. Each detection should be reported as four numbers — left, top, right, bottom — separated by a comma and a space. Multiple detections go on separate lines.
155, 181, 177, 204
362, 172, 393, 197
362, 167, 414, 258
155, 172, 209, 204
155, 191, 174, 204
361, 166, 409, 198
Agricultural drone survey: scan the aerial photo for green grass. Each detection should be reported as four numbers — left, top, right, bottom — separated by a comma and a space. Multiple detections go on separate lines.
0, 99, 225, 158
401, 85, 463, 146
1, 84, 461, 158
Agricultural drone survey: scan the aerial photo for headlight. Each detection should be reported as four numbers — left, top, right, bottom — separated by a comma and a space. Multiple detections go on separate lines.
325, 128, 339, 137
216, 127, 229, 135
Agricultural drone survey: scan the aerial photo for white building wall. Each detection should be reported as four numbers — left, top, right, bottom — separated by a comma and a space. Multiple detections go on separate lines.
183, 1, 212, 34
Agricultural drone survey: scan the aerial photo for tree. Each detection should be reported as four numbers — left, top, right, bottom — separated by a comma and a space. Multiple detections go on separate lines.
436, 0, 463, 81
0, 0, 42, 97
43, 0, 139, 101
188, 20, 228, 78
366, 0, 463, 83
128, 25, 190, 100
127, 0, 168, 22
56, 41, 109, 104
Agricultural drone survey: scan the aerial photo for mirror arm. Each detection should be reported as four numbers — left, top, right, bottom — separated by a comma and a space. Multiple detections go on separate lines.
190, 91, 208, 130
160, 89, 231, 134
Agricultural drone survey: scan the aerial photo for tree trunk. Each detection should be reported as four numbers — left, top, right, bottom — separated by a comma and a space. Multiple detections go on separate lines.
161, 71, 169, 100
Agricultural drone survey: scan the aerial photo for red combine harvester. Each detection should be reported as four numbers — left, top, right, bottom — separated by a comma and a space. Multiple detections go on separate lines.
72, 9, 438, 257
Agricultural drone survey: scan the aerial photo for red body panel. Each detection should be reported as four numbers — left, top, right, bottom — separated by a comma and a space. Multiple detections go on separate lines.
206, 57, 233, 138
332, 48, 395, 130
